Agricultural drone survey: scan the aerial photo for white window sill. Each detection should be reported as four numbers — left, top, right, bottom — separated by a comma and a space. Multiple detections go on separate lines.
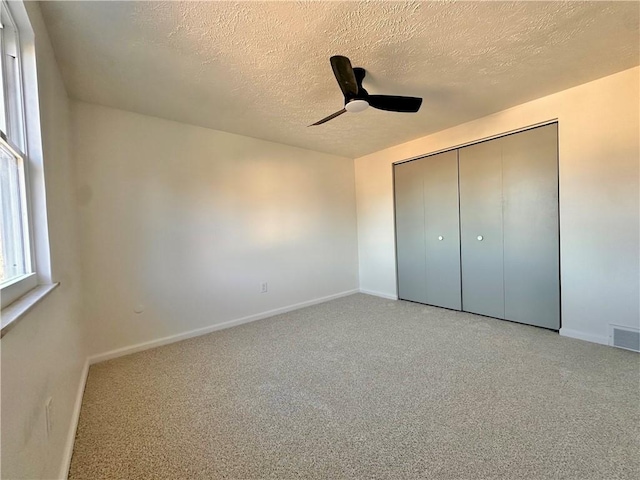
1, 283, 59, 338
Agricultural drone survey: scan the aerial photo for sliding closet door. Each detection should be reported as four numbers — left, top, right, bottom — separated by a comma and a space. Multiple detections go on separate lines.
502, 124, 559, 329
395, 159, 428, 303
422, 151, 461, 310
459, 140, 505, 319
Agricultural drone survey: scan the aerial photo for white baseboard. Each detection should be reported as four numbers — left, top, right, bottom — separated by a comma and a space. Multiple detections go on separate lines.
88, 289, 360, 365
359, 288, 398, 300
560, 328, 608, 346
59, 358, 89, 480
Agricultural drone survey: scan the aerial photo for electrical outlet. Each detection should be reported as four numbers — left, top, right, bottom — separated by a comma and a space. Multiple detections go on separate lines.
45, 397, 53, 439
260, 282, 268, 293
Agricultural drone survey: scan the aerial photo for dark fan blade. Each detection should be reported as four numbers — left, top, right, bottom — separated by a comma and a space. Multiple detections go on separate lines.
330, 56, 358, 98
368, 95, 422, 113
308, 108, 347, 126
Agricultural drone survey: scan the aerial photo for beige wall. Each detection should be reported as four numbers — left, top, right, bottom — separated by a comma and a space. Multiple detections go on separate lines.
1, 3, 87, 479
72, 102, 359, 356
355, 67, 640, 344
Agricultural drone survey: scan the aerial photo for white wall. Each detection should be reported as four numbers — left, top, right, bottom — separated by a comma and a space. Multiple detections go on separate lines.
72, 102, 359, 356
1, 3, 87, 479
355, 67, 640, 344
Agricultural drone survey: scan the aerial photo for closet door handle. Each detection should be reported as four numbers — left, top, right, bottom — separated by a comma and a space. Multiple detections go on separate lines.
438, 236, 444, 241
477, 235, 484, 241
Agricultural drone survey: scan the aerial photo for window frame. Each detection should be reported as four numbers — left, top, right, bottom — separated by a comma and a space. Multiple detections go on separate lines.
0, 0, 52, 313
1, 130, 37, 301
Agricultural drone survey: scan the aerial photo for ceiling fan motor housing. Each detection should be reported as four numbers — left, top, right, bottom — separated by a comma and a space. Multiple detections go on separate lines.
345, 68, 369, 112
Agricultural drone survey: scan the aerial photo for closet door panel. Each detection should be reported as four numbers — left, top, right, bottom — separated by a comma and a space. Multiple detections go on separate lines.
394, 160, 428, 303
502, 124, 560, 329
423, 151, 461, 310
459, 140, 505, 319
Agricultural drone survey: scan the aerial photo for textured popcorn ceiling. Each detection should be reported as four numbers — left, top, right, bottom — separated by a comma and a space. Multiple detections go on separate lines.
41, 1, 639, 158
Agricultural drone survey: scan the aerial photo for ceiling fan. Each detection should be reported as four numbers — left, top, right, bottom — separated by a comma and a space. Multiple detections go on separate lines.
309, 55, 422, 126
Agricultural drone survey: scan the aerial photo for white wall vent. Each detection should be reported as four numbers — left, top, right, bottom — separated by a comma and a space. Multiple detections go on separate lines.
609, 325, 640, 352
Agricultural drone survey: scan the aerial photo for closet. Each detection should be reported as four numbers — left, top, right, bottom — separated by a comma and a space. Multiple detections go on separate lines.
394, 123, 560, 330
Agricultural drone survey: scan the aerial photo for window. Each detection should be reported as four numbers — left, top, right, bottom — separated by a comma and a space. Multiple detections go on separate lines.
0, 0, 42, 310
0, 138, 31, 285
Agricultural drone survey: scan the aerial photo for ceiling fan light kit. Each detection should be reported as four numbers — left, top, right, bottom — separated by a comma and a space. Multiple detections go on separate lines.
345, 99, 369, 113
310, 55, 422, 126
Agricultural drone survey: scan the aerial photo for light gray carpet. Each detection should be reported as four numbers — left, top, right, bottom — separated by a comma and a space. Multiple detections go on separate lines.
70, 294, 639, 479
